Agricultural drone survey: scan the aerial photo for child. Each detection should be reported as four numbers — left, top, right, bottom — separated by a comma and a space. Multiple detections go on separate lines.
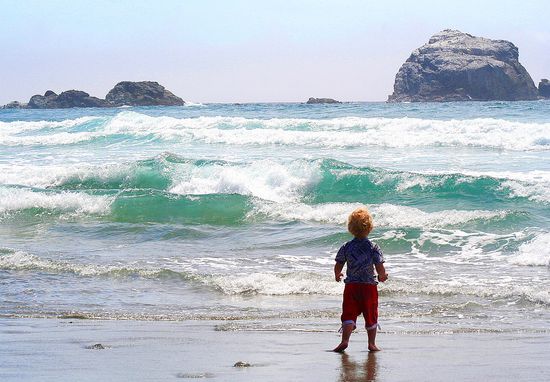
333, 207, 388, 352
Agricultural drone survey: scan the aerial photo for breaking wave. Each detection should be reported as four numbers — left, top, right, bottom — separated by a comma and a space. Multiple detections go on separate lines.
508, 232, 550, 267
1, 155, 549, 204
0, 186, 112, 216
1, 111, 549, 150
1, 155, 545, 227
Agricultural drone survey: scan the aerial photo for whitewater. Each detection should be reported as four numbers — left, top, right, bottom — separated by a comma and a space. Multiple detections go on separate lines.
1, 101, 548, 334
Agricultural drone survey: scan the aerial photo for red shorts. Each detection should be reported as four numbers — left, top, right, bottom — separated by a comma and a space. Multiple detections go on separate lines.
341, 283, 379, 330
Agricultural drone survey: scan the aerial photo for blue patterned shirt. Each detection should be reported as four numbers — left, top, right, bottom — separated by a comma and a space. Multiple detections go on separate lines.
335, 237, 384, 284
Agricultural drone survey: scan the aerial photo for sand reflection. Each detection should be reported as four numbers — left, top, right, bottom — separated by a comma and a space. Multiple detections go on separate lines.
338, 352, 378, 382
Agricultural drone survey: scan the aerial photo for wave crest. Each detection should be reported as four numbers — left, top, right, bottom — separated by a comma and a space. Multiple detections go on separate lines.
0, 187, 112, 216
2, 112, 550, 151
2, 156, 549, 204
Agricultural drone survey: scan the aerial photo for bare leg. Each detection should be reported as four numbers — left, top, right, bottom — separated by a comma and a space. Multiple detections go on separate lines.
367, 328, 380, 351
333, 323, 354, 352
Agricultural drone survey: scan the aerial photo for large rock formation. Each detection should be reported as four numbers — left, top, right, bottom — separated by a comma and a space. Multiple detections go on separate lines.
28, 90, 108, 108
539, 79, 550, 98
306, 97, 342, 104
3, 81, 184, 109
105, 81, 184, 106
388, 30, 539, 102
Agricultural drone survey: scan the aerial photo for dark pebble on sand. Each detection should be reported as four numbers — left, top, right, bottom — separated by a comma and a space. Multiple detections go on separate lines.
233, 361, 251, 367
86, 343, 106, 350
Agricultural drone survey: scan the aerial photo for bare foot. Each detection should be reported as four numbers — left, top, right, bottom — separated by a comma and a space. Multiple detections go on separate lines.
333, 342, 348, 352
368, 344, 381, 352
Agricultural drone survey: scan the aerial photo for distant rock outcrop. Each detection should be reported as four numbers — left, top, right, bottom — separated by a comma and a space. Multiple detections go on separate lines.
388, 30, 539, 102
3, 81, 184, 109
56, 90, 108, 108
105, 81, 184, 106
28, 90, 58, 108
306, 97, 341, 104
28, 90, 108, 108
539, 79, 550, 98
1, 101, 27, 109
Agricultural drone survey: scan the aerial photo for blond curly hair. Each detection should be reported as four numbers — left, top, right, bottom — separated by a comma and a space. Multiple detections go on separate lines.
347, 207, 374, 238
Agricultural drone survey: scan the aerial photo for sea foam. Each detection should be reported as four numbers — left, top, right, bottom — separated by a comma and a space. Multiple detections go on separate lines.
169, 159, 321, 202
0, 249, 194, 279
0, 116, 100, 133
251, 201, 511, 228
203, 271, 343, 295
2, 249, 547, 304
385, 277, 550, 305
0, 187, 112, 216
509, 232, 550, 266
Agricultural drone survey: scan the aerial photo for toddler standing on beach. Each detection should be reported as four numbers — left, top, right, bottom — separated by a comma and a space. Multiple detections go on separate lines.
333, 207, 388, 352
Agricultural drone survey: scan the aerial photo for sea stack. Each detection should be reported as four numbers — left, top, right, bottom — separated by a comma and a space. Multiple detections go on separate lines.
306, 97, 341, 104
539, 79, 550, 98
105, 81, 184, 106
388, 30, 538, 102
28, 90, 108, 108
3, 81, 185, 109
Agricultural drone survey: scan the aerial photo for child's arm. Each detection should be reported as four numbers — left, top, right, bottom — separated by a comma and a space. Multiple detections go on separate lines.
375, 263, 388, 282
334, 262, 344, 282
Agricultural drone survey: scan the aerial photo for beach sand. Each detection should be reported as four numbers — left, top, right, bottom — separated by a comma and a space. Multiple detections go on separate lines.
1, 318, 549, 381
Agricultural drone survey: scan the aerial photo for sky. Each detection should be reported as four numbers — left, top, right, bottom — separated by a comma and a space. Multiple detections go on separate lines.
1, 0, 549, 104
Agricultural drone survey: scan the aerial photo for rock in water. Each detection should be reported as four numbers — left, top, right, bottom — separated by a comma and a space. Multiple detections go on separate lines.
539, 79, 550, 98
306, 97, 341, 104
55, 90, 108, 108
105, 81, 185, 106
388, 30, 538, 102
27, 90, 107, 108
28, 90, 58, 108
2, 101, 27, 109
15, 81, 185, 108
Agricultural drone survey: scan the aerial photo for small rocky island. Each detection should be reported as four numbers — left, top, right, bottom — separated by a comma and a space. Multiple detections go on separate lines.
3, 81, 184, 109
105, 81, 184, 107
539, 79, 550, 98
388, 30, 540, 102
306, 97, 341, 104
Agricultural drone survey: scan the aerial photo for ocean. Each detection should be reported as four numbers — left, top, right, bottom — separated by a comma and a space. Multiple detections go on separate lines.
1, 101, 549, 335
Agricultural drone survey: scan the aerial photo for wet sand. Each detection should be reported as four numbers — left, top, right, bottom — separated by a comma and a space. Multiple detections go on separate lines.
1, 318, 549, 381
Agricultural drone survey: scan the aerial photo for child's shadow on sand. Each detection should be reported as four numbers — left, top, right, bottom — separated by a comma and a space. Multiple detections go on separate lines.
338, 352, 378, 382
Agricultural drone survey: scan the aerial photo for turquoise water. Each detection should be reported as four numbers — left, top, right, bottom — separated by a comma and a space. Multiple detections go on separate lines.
1, 102, 549, 332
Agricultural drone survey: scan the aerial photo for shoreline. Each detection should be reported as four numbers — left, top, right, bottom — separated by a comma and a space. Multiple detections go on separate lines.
1, 317, 548, 381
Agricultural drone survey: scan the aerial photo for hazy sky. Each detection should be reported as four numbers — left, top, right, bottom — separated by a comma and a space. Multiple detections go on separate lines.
1, 0, 549, 104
